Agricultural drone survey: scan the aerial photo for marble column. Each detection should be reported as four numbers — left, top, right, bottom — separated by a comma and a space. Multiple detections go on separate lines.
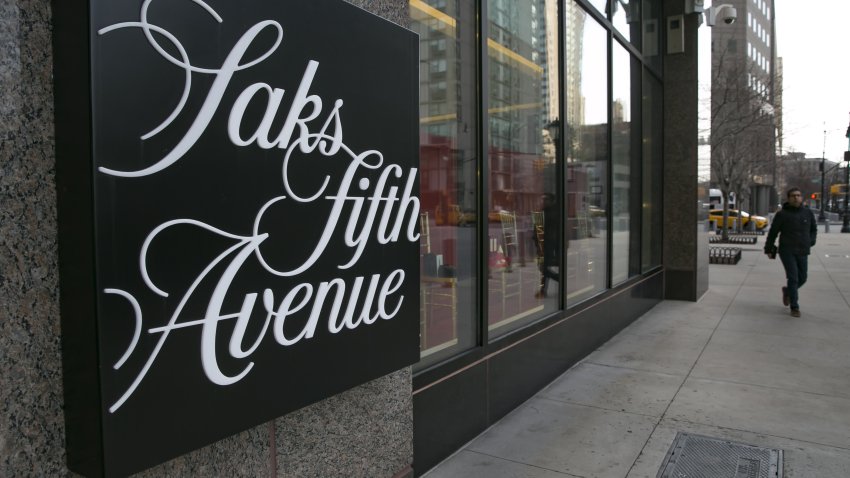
662, 0, 710, 301
0, 1, 413, 477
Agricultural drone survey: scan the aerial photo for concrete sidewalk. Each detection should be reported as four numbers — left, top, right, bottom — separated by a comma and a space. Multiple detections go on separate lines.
425, 226, 850, 478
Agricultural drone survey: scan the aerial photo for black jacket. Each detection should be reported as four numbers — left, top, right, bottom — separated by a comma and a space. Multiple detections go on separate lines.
765, 203, 817, 255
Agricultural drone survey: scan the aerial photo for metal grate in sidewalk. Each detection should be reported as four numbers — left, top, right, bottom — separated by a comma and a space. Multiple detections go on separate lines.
657, 433, 783, 478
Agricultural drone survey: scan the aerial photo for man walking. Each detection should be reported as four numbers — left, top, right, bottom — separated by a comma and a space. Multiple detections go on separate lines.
764, 188, 817, 317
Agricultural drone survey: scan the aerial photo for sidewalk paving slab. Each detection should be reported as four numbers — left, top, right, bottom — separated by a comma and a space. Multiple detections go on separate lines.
717, 309, 850, 341
424, 228, 850, 478
426, 450, 579, 478
584, 326, 714, 377
538, 363, 684, 418
690, 329, 850, 398
665, 378, 850, 450
464, 398, 657, 478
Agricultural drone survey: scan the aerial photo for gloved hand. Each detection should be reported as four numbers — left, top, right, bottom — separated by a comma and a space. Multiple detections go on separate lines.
764, 244, 777, 259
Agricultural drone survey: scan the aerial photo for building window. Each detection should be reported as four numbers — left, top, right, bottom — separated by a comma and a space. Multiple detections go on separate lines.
611, 42, 641, 285
612, 0, 638, 46
586, 0, 607, 15
486, 0, 561, 337
408, 0, 665, 371
430, 59, 447, 74
565, 6, 608, 306
411, 0, 480, 367
641, 0, 662, 71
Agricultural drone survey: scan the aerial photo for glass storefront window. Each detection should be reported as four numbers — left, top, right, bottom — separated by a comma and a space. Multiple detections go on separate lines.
611, 41, 640, 285
411, 0, 479, 367
611, 0, 639, 45
585, 0, 608, 15
486, 0, 560, 337
565, 4, 608, 306
642, 69, 663, 271
613, 1, 661, 69
641, 0, 662, 71
410, 0, 664, 367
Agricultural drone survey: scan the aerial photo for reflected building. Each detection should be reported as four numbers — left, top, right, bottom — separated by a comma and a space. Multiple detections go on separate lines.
710, 0, 779, 215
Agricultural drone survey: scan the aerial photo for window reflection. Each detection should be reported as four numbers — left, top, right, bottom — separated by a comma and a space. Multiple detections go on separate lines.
612, 42, 640, 285
586, 0, 608, 15
411, 0, 478, 367
641, 0, 661, 70
412, 0, 662, 358
611, 0, 640, 45
565, 5, 608, 305
487, 0, 560, 337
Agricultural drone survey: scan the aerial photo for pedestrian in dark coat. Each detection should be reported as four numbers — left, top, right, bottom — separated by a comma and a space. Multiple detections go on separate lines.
764, 187, 817, 316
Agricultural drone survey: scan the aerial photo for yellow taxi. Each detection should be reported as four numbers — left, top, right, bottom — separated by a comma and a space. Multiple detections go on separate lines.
749, 213, 768, 230
709, 209, 767, 230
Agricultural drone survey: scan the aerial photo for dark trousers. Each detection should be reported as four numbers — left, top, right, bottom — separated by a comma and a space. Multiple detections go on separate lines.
779, 251, 808, 309
538, 256, 559, 296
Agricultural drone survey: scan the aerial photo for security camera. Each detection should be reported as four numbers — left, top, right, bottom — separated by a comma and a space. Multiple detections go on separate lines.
706, 4, 736, 27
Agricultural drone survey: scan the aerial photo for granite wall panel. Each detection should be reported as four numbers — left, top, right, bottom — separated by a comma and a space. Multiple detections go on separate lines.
662, 0, 708, 301
276, 368, 413, 478
1, 0, 413, 476
1, 0, 66, 476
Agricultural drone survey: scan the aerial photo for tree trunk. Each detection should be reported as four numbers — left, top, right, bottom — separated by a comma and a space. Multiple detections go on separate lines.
721, 188, 731, 241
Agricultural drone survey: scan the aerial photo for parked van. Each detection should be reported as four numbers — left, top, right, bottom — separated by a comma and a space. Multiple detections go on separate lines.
709, 188, 736, 210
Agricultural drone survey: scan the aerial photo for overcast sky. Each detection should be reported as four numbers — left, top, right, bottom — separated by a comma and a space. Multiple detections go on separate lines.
700, 1, 850, 163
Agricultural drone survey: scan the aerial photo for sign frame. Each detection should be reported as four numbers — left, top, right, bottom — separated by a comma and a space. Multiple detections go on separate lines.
53, 1, 419, 475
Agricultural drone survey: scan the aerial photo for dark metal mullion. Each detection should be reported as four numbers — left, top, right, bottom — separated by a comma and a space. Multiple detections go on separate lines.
635, 63, 644, 276
574, 0, 609, 28
656, 0, 665, 270
612, 27, 641, 59
606, 27, 614, 290
558, 0, 567, 311
478, 0, 490, 349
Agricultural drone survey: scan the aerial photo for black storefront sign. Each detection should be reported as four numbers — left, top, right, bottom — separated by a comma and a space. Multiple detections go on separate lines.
53, 1, 418, 475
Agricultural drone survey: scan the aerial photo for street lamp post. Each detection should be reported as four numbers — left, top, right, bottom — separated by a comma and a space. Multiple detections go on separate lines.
819, 126, 826, 222
843, 122, 850, 233
842, 161, 850, 233
818, 157, 826, 223
843, 158, 850, 233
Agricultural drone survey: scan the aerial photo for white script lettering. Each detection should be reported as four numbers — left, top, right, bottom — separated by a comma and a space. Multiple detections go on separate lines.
99, 0, 419, 414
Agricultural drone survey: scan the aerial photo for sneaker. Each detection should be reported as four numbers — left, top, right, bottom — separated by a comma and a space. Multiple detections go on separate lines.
790, 308, 801, 318
782, 287, 789, 306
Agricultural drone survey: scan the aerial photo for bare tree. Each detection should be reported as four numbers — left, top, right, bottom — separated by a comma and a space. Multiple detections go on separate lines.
779, 159, 819, 204
708, 44, 779, 239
